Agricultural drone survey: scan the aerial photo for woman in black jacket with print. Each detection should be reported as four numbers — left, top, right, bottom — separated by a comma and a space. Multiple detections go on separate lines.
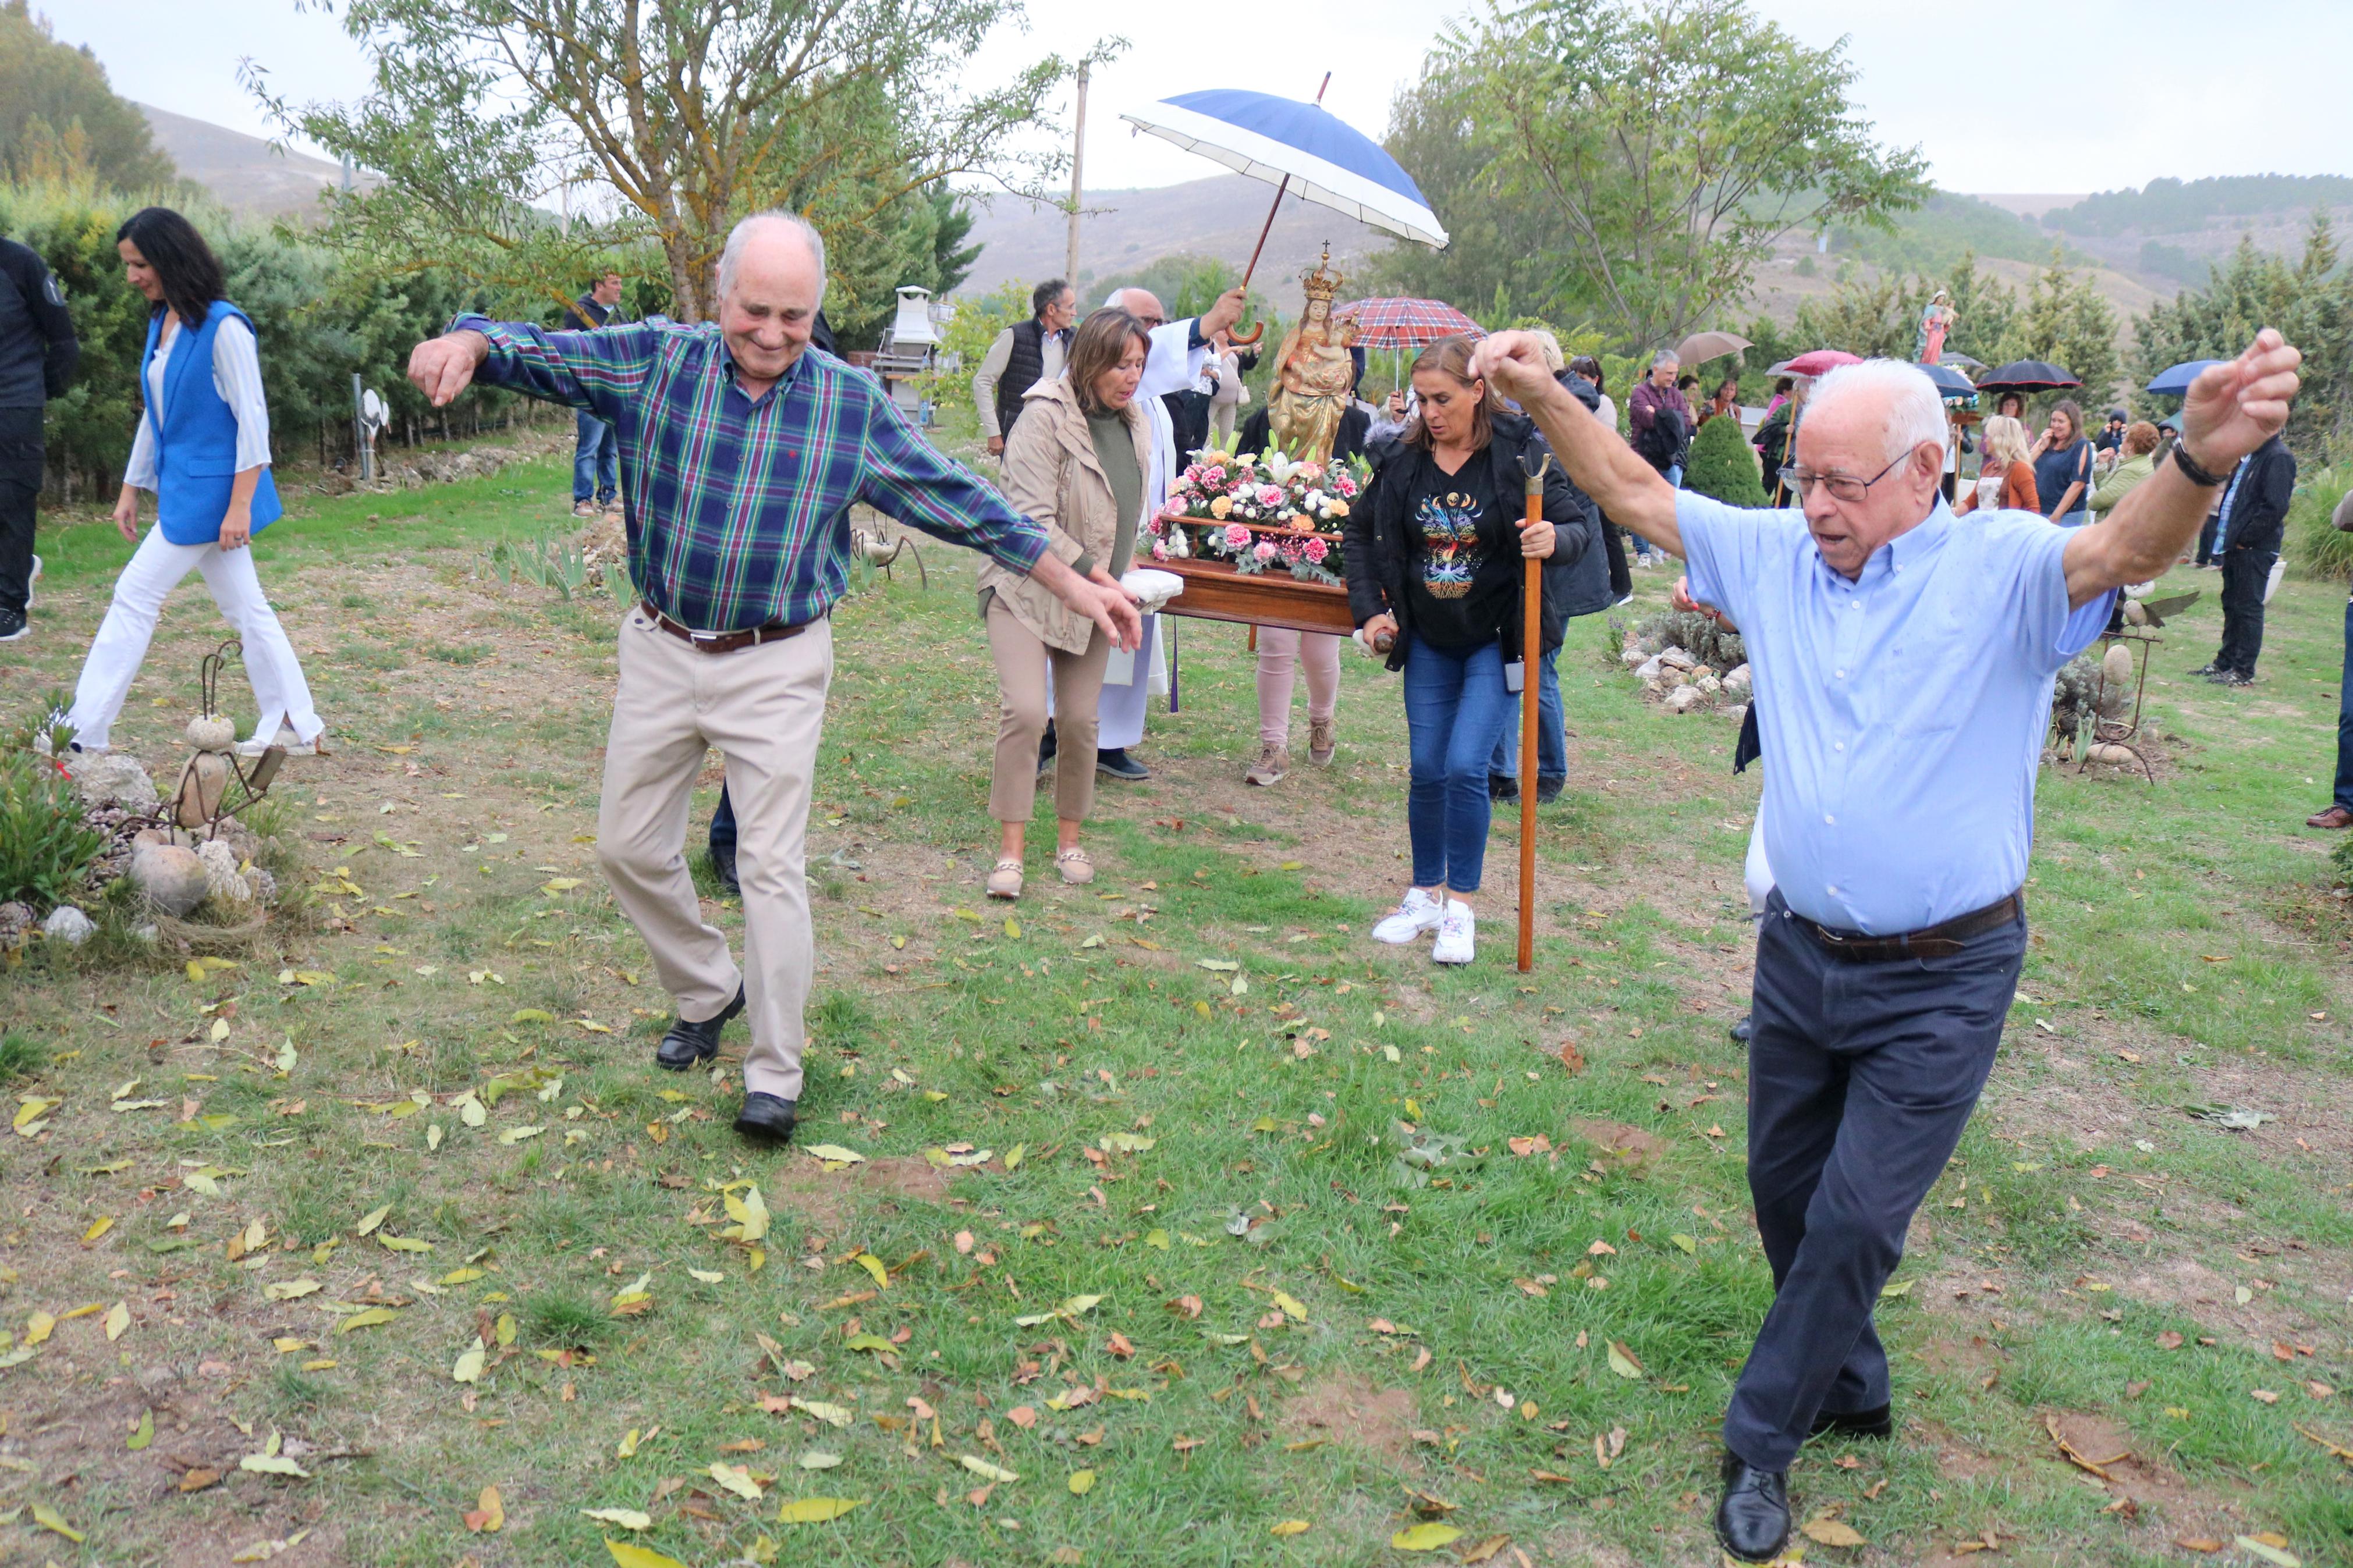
1342, 335, 1604, 966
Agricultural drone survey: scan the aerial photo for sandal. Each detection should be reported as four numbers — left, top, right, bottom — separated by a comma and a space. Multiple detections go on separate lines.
1055, 847, 1095, 886
985, 858, 1024, 900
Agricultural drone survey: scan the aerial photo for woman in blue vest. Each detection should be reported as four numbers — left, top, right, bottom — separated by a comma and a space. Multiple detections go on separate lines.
65, 208, 323, 756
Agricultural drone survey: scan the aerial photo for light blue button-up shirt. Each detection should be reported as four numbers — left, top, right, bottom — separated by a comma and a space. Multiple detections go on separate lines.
1677, 492, 2115, 936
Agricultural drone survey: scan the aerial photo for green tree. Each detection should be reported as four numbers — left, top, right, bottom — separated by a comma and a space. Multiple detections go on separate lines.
2129, 216, 2352, 457
0, 1, 175, 191
1681, 411, 1763, 506
2015, 247, 2120, 407
260, 0, 1106, 322
1376, 0, 1926, 350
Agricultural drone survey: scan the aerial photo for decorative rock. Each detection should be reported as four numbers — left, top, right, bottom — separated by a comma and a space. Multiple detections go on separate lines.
1634, 655, 1666, 683
1662, 685, 1707, 713
1620, 647, 1649, 667
129, 841, 212, 918
2101, 643, 2135, 687
1724, 702, 1749, 726
69, 751, 159, 813
1695, 674, 1723, 695
1656, 646, 1698, 670
1723, 663, 1752, 695
2086, 742, 2139, 766
197, 840, 253, 905
41, 905, 94, 945
0, 901, 31, 943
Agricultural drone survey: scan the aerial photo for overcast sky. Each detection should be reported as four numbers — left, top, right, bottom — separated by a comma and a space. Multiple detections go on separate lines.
61, 0, 2350, 198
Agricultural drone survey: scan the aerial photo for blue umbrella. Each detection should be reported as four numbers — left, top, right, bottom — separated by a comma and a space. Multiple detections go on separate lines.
1917, 362, 1978, 401
1121, 88, 1449, 248
2145, 358, 2223, 397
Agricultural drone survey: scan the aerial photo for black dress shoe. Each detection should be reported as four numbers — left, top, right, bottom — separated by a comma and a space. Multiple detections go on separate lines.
1809, 1402, 1893, 1439
733, 1091, 797, 1143
1095, 748, 1149, 781
656, 986, 745, 1071
1536, 776, 1565, 804
1714, 1450, 1791, 1563
1488, 772, 1518, 802
1730, 1015, 1752, 1044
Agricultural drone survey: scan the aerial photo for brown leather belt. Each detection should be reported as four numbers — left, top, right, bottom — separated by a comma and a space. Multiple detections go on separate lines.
1793, 891, 2024, 963
641, 600, 820, 654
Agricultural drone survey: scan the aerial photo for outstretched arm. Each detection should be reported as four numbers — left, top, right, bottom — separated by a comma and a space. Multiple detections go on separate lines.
1474, 332, 1682, 556
2062, 330, 2301, 607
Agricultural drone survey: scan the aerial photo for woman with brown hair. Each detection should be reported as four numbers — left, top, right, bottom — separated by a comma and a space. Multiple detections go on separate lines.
1955, 414, 2039, 515
2029, 398, 2096, 525
2089, 421, 2163, 515
978, 308, 1152, 899
1343, 335, 1605, 966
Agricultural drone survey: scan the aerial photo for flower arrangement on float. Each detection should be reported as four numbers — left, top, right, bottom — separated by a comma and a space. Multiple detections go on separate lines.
1148, 446, 1368, 587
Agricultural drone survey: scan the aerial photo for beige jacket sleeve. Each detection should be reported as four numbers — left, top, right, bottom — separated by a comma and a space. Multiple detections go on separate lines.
995, 408, 1086, 570
971, 328, 1016, 438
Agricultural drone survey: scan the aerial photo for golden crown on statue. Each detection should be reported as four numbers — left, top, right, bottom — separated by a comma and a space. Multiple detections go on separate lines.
1300, 246, 1344, 305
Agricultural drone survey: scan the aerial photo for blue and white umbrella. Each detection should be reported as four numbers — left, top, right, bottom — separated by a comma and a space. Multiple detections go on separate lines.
1119, 88, 1450, 250
2145, 358, 2223, 397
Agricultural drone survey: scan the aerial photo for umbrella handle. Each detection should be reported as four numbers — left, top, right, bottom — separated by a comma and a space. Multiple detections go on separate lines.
1229, 320, 1265, 347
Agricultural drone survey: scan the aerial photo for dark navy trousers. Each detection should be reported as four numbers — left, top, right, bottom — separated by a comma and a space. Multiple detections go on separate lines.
1723, 890, 2025, 1472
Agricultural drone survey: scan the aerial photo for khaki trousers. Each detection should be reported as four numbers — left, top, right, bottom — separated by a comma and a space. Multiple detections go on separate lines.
986, 595, 1109, 823
596, 607, 831, 1100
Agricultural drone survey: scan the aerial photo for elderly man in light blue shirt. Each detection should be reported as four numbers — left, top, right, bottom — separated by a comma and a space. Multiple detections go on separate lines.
1473, 327, 2304, 1564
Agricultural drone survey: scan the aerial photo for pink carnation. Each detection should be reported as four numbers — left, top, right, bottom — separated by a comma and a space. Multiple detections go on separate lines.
1254, 541, 1278, 563
1335, 475, 1358, 497
1296, 461, 1325, 483
1183, 464, 1204, 484
1256, 484, 1283, 507
1202, 465, 1226, 486
1222, 524, 1251, 549
1303, 536, 1329, 563
1151, 540, 1169, 561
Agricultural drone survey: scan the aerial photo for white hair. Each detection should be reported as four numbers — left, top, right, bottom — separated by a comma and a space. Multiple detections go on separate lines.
1651, 347, 1680, 369
716, 209, 827, 304
1805, 358, 1948, 465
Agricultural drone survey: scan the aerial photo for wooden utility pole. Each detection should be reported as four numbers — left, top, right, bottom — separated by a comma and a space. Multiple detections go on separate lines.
1066, 61, 1089, 286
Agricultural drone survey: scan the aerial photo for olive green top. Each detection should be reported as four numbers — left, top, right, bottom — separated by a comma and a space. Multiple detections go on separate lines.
1088, 408, 1144, 579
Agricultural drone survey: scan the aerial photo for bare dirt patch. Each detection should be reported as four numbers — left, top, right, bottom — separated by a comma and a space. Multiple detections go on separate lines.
766, 1154, 950, 1232
1568, 1119, 1669, 1169
1275, 1370, 1418, 1462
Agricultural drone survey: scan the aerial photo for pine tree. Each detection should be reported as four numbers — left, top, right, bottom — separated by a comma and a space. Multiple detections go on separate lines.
1682, 411, 1766, 507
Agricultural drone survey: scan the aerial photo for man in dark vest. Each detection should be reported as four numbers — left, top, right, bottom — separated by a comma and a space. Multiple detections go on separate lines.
972, 278, 1076, 458
0, 234, 79, 642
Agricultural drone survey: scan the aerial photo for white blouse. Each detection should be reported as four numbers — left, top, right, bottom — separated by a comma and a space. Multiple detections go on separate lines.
123, 313, 272, 490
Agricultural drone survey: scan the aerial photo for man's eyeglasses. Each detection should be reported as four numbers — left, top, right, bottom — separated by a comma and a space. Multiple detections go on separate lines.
1777, 451, 1911, 503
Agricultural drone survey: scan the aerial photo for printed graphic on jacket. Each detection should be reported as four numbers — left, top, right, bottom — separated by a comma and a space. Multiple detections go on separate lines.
1415, 489, 1485, 600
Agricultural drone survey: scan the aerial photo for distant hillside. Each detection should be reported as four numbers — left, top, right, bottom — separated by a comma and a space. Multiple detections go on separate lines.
960, 175, 1390, 310
2042, 175, 2353, 238
136, 104, 367, 221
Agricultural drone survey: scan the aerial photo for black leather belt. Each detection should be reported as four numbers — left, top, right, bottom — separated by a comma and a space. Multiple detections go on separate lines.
641, 600, 821, 654
1793, 891, 2024, 963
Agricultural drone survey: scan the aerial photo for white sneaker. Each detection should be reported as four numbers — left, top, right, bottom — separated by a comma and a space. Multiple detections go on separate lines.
26, 553, 38, 607
1432, 899, 1476, 965
1371, 886, 1444, 944
237, 727, 328, 758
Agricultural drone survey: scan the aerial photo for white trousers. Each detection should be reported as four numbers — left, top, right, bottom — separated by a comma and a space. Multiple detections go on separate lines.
66, 528, 321, 751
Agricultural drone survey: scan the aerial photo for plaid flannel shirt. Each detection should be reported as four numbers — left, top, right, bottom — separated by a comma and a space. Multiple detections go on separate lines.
454, 314, 1049, 630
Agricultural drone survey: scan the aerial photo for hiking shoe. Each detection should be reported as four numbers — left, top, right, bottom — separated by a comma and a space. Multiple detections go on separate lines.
2208, 670, 2252, 687
1244, 743, 1289, 787
1308, 718, 1337, 766
1371, 887, 1443, 945
1489, 771, 1518, 802
1536, 775, 1565, 804
1432, 899, 1477, 965
1095, 748, 1149, 781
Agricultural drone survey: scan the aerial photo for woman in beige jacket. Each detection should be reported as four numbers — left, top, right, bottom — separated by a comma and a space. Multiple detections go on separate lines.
981, 308, 1154, 899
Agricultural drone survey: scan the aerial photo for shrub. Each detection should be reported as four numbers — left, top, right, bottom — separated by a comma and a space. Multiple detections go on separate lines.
1682, 412, 1766, 507
1633, 606, 1745, 671
0, 711, 101, 909
2286, 461, 2352, 583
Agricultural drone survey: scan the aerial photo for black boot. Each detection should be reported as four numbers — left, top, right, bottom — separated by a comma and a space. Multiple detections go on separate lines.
656, 985, 745, 1071
1713, 1450, 1791, 1563
1488, 772, 1518, 802
733, 1091, 798, 1144
1808, 1403, 1893, 1439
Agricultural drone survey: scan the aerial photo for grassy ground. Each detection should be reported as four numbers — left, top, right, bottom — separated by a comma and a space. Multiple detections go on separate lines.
2, 433, 2351, 1568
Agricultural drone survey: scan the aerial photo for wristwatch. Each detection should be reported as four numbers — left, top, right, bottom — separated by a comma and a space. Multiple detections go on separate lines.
2169, 443, 2230, 487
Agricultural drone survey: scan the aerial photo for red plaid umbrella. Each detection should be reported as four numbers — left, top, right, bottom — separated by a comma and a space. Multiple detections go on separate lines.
1333, 297, 1484, 349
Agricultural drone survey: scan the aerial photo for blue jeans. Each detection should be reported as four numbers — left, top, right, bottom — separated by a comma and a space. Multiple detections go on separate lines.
2336, 599, 2353, 812
574, 411, 618, 504
1488, 644, 1565, 783
1402, 634, 1514, 895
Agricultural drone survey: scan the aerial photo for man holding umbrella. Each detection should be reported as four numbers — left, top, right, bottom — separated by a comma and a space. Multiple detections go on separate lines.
1470, 323, 2302, 1563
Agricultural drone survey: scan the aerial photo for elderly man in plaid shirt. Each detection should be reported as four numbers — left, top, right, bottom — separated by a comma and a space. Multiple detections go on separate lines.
409, 211, 1139, 1146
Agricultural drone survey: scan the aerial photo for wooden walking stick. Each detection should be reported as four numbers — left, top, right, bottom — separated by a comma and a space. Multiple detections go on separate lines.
1516, 451, 1549, 973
